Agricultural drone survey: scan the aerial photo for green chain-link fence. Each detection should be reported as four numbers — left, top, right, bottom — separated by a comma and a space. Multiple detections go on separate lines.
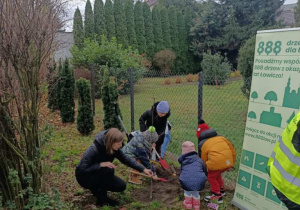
118, 70, 249, 186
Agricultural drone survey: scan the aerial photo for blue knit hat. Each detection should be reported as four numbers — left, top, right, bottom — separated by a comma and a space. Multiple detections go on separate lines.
157, 101, 169, 113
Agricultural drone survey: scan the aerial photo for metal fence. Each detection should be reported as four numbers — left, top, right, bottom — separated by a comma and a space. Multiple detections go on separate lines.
118, 69, 249, 184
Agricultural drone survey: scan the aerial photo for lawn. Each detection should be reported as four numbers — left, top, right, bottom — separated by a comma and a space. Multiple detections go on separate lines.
41, 76, 248, 209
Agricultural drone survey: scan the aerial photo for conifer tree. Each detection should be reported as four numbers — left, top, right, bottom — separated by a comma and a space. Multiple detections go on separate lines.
125, 0, 138, 48
59, 58, 75, 123
76, 78, 95, 135
47, 61, 58, 111
47, 61, 59, 111
56, 59, 63, 110
183, 7, 195, 73
94, 0, 106, 43
184, 7, 193, 33
143, 2, 155, 57
84, 0, 94, 39
160, 7, 171, 49
104, 0, 115, 41
73, 8, 84, 49
152, 6, 164, 52
168, 6, 179, 53
134, 1, 146, 53
102, 67, 122, 130
176, 9, 187, 56
114, 0, 128, 46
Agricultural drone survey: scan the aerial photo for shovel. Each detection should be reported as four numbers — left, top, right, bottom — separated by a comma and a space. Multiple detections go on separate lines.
127, 170, 168, 182
153, 147, 169, 170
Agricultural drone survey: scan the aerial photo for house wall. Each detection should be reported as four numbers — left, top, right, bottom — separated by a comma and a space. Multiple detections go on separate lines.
54, 31, 74, 62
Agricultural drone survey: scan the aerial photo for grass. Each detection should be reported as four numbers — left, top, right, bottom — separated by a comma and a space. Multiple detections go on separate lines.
41, 76, 248, 209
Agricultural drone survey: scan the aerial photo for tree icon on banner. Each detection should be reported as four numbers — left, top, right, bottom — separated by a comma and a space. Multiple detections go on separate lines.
251, 91, 258, 102
248, 111, 257, 121
264, 91, 278, 105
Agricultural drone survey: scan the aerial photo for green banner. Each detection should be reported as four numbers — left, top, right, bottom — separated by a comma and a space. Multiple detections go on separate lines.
232, 28, 300, 210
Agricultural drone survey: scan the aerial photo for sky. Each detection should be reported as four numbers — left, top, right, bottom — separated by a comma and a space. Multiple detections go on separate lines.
63, 0, 299, 32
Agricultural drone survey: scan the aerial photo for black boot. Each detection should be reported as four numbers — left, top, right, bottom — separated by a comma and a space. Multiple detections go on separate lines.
96, 197, 119, 207
92, 188, 119, 207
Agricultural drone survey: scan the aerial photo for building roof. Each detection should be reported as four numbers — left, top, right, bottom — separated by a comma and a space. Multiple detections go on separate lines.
277, 10, 295, 26
277, 3, 297, 26
282, 3, 297, 11
146, 0, 158, 7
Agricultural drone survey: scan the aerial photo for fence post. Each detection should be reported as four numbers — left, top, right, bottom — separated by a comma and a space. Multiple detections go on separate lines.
198, 72, 203, 123
129, 67, 134, 131
90, 63, 95, 116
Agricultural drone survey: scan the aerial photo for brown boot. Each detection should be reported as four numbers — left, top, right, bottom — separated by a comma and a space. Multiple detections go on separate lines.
128, 173, 142, 184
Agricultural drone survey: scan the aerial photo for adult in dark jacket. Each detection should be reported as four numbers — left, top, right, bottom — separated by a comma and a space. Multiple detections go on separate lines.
75, 128, 153, 207
139, 101, 170, 155
178, 141, 207, 210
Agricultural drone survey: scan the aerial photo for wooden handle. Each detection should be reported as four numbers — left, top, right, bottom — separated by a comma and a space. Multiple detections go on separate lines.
127, 170, 152, 178
153, 147, 161, 159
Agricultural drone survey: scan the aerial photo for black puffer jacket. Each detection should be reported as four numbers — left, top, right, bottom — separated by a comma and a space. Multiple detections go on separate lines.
75, 130, 145, 176
139, 102, 171, 135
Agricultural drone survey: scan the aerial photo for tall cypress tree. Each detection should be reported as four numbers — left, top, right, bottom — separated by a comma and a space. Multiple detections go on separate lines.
152, 6, 164, 52
143, 2, 155, 57
134, 1, 146, 53
73, 8, 84, 49
104, 0, 115, 41
168, 6, 179, 53
56, 59, 63, 111
102, 67, 122, 130
94, 0, 106, 43
59, 58, 75, 123
184, 7, 193, 34
183, 6, 196, 73
160, 7, 171, 49
76, 78, 95, 135
175, 9, 189, 73
114, 0, 128, 46
176, 9, 187, 56
125, 0, 138, 48
84, 0, 94, 39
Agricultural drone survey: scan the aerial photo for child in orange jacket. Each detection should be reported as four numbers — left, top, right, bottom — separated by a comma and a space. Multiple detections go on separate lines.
197, 120, 236, 204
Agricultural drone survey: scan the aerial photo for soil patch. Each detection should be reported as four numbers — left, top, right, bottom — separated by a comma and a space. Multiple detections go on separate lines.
131, 166, 237, 209
131, 167, 181, 207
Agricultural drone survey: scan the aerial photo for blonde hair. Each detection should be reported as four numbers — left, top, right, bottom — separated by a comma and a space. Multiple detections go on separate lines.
105, 128, 124, 154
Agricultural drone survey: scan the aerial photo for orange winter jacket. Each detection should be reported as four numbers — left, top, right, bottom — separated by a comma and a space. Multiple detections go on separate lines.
198, 130, 236, 171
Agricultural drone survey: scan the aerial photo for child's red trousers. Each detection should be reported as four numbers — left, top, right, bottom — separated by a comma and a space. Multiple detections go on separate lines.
207, 169, 227, 193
